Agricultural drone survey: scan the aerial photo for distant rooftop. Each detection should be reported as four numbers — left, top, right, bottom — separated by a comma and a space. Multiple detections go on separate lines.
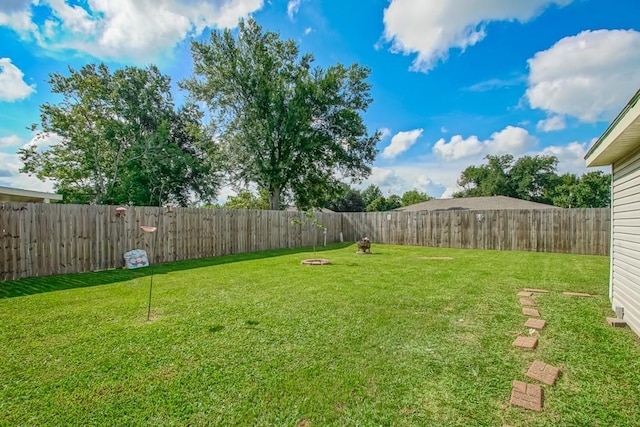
0, 185, 63, 203
395, 196, 559, 212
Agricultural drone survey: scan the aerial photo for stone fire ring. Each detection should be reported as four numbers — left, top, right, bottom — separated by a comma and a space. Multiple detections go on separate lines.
301, 259, 330, 265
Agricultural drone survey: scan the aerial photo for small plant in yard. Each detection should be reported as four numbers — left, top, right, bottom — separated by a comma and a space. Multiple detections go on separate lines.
291, 209, 327, 259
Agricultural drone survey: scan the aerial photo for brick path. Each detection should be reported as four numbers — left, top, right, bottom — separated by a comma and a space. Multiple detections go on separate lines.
512, 336, 538, 350
509, 288, 560, 417
524, 318, 546, 330
526, 360, 560, 386
510, 381, 543, 412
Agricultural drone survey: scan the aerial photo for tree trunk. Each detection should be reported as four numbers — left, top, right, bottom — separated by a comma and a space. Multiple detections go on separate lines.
269, 187, 281, 210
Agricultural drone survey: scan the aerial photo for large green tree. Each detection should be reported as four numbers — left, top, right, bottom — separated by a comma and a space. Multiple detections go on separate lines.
455, 154, 559, 204
324, 183, 365, 212
455, 154, 514, 199
223, 189, 270, 210
19, 64, 220, 206
401, 189, 432, 207
361, 184, 383, 209
181, 18, 379, 210
552, 171, 611, 208
365, 193, 402, 212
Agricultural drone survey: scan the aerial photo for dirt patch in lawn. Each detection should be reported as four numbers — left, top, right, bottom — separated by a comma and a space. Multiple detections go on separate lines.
301, 259, 330, 265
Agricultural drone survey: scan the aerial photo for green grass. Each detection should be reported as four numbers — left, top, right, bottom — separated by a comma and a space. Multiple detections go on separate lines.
1, 244, 639, 426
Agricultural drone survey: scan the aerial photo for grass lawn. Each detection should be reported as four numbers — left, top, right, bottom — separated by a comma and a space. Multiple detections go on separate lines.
1, 244, 639, 426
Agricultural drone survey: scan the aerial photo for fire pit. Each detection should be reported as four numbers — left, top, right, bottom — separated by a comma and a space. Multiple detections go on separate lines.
301, 259, 330, 265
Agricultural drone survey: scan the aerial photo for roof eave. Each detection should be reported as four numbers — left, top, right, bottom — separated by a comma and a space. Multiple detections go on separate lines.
585, 89, 640, 167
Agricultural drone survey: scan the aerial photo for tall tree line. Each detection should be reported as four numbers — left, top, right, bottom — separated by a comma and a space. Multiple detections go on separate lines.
20, 19, 379, 208
455, 154, 610, 208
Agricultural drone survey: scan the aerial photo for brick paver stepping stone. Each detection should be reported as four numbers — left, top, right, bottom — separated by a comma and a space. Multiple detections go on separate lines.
524, 318, 546, 330
522, 307, 540, 317
562, 292, 591, 297
526, 360, 560, 386
517, 291, 533, 297
524, 288, 549, 293
606, 317, 628, 327
513, 336, 538, 350
519, 298, 536, 306
510, 380, 543, 412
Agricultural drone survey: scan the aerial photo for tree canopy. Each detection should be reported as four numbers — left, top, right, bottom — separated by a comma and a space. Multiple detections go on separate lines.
551, 171, 611, 208
455, 154, 558, 204
454, 154, 610, 207
181, 18, 379, 210
324, 183, 365, 212
19, 64, 220, 206
222, 189, 270, 210
361, 184, 383, 209
401, 189, 432, 207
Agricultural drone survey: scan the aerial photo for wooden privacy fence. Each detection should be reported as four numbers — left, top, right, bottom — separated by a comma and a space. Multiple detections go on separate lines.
0, 203, 610, 281
0, 203, 339, 281
341, 209, 610, 256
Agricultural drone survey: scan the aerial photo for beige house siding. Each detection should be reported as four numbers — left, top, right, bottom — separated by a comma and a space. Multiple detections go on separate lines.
611, 146, 640, 336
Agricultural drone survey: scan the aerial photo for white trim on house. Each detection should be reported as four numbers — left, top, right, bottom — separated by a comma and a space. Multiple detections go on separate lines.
585, 88, 640, 336
586, 90, 640, 167
0, 185, 63, 203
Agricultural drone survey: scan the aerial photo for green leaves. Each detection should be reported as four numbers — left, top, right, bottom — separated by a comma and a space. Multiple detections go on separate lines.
551, 171, 611, 208
401, 189, 432, 207
454, 154, 611, 207
182, 18, 379, 210
19, 64, 221, 206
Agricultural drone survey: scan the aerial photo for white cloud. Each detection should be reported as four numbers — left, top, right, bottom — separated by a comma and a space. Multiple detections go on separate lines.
0, 0, 264, 63
541, 141, 595, 175
433, 125, 537, 161
0, 58, 36, 101
0, 0, 30, 13
537, 115, 566, 132
0, 152, 20, 178
0, 0, 36, 35
0, 132, 62, 191
467, 76, 526, 92
486, 126, 538, 154
381, 128, 423, 159
365, 166, 446, 199
22, 132, 63, 153
526, 29, 640, 122
0, 134, 22, 148
304, 27, 312, 35
369, 135, 603, 199
0, 155, 56, 192
215, 185, 238, 205
382, 0, 572, 72
287, 0, 301, 20
379, 127, 391, 140
433, 135, 484, 161
0, 150, 54, 192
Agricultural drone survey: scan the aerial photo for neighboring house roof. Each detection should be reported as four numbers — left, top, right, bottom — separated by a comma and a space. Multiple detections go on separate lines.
0, 185, 63, 203
585, 89, 640, 166
396, 196, 559, 212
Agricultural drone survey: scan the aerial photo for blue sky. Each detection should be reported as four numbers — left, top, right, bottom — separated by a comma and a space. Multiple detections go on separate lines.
1, 0, 639, 200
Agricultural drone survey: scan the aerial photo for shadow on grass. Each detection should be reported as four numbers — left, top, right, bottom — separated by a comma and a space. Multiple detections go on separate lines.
0, 242, 354, 299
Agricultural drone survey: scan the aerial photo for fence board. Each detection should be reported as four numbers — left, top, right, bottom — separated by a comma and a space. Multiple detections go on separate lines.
0, 204, 611, 281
